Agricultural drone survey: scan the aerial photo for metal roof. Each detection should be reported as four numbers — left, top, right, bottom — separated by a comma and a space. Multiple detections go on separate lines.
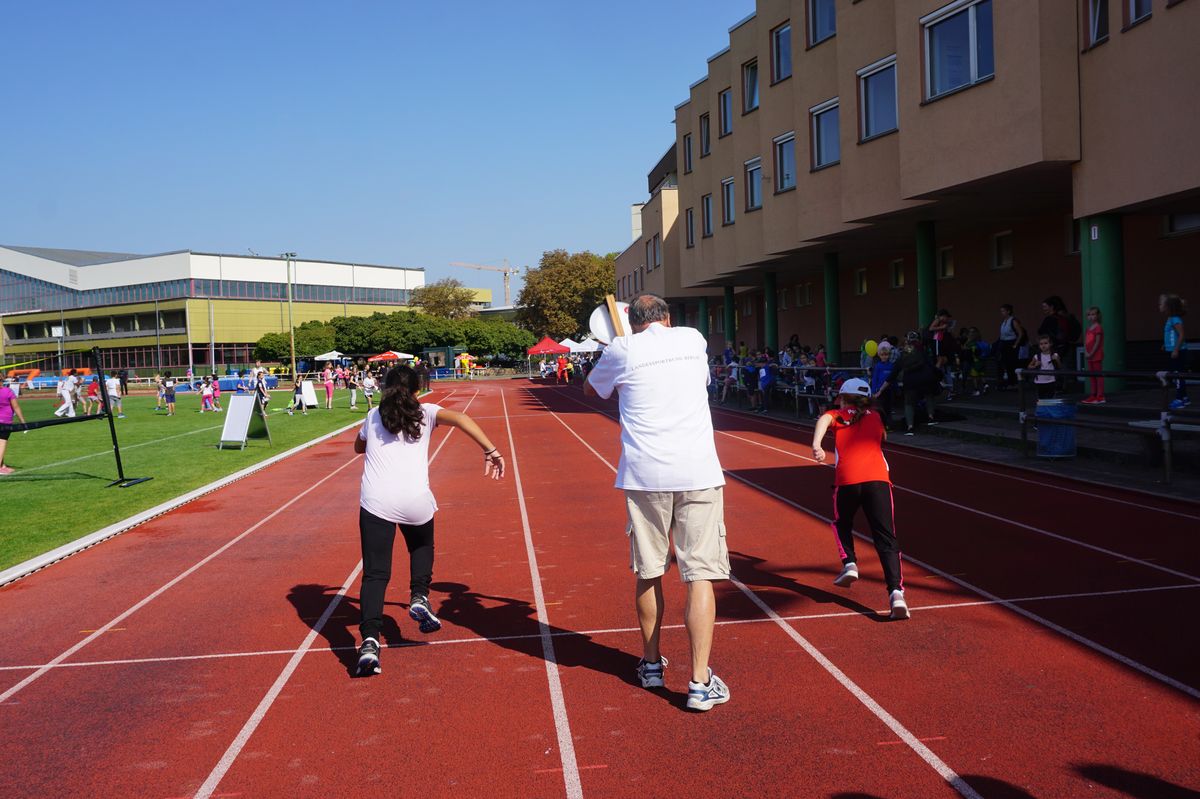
2, 245, 159, 266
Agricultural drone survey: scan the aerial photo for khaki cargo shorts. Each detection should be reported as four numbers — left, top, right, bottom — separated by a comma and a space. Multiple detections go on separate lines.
625, 486, 729, 582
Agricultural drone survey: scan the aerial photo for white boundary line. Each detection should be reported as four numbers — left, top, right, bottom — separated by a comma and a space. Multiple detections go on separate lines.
708, 403, 1200, 521
528, 388, 983, 798
21, 423, 225, 473
192, 390, 475, 797
5, 583, 1193, 674
501, 388, 583, 799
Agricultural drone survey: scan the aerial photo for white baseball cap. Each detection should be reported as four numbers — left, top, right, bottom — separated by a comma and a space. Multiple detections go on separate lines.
839, 378, 871, 397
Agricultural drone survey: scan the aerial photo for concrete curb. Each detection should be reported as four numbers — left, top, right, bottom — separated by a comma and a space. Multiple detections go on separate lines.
0, 418, 363, 588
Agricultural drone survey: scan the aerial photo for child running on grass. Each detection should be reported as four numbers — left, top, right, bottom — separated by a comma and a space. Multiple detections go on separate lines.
811, 378, 909, 620
353, 365, 506, 676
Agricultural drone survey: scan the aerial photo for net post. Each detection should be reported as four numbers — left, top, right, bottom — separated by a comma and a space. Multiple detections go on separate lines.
92, 347, 152, 488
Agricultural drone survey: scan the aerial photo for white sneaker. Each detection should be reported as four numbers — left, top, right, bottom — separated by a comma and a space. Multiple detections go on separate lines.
635, 656, 668, 688
833, 562, 859, 587
686, 669, 730, 711
889, 589, 910, 620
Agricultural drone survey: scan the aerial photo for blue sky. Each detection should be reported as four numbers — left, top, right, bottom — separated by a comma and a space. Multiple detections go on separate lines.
0, 1, 754, 302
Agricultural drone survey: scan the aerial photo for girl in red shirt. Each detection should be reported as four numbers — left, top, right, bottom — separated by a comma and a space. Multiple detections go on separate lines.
1081, 306, 1105, 405
811, 378, 908, 619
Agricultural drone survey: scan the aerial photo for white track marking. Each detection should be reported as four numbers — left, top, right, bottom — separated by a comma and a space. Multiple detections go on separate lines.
194, 560, 363, 799
561, 391, 1200, 584
22, 423, 224, 472
730, 575, 984, 799
0, 453, 365, 705
501, 388, 582, 799
6, 583, 1193, 674
532, 388, 985, 798
708, 403, 1200, 521
192, 391, 475, 797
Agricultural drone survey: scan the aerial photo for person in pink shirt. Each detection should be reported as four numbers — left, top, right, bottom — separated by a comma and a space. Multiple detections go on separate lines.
0, 380, 28, 475
1081, 307, 1106, 405
323, 363, 335, 409
210, 373, 223, 412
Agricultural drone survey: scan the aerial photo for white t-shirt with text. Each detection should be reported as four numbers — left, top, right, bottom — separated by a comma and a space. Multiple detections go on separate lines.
587, 323, 724, 492
358, 403, 442, 525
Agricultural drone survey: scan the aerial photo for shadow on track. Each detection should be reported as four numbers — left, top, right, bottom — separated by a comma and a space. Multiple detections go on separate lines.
728, 550, 886, 622
1074, 764, 1200, 799
287, 583, 406, 676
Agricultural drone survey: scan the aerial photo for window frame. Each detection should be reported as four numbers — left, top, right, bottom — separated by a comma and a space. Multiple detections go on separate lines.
921, 0, 995, 101
857, 55, 899, 141
807, 0, 837, 47
744, 157, 763, 211
721, 177, 736, 225
890, 259, 905, 289
742, 59, 759, 113
771, 21, 793, 84
1166, 212, 1200, 236
991, 230, 1014, 270
1085, 0, 1110, 47
685, 207, 696, 248
810, 98, 841, 170
653, 233, 662, 267
773, 132, 797, 193
701, 194, 714, 237
718, 88, 733, 137
853, 268, 868, 296
699, 113, 711, 157
683, 133, 694, 173
937, 246, 956, 280
1124, 0, 1152, 28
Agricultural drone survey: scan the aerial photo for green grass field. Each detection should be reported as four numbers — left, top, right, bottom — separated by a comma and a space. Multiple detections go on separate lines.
0, 389, 366, 571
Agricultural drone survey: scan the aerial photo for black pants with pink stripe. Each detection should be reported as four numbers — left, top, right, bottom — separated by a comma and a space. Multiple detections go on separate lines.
831, 481, 903, 594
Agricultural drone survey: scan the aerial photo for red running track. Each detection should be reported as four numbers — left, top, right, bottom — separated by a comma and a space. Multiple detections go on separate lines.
1, 380, 1198, 798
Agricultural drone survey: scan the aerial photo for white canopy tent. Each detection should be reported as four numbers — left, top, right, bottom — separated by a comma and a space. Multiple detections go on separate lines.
312, 350, 344, 361
575, 339, 601, 352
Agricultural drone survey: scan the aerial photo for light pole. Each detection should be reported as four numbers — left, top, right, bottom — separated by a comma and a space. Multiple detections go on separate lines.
281, 252, 298, 384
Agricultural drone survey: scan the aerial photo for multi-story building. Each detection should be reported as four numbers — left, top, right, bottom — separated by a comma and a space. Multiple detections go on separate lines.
0, 245, 441, 374
614, 0, 1199, 370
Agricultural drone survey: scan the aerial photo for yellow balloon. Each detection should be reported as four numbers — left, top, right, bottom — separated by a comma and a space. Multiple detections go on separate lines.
865, 340, 878, 357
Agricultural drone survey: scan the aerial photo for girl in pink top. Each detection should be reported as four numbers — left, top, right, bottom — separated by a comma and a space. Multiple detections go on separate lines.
323, 364, 334, 409
1081, 307, 1105, 405
0, 382, 27, 475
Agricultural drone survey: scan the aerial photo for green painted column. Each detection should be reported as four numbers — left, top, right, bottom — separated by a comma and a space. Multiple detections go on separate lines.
915, 220, 937, 329
697, 296, 710, 338
823, 253, 841, 365
1085, 214, 1125, 390
763, 272, 778, 352
724, 285, 736, 348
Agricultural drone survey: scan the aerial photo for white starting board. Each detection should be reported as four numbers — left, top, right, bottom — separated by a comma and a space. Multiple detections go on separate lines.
300, 380, 319, 408
218, 394, 273, 450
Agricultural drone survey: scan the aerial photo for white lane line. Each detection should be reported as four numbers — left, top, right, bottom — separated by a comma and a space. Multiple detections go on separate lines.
730, 575, 984, 799
192, 390, 476, 797
532, 388, 984, 798
194, 560, 363, 799
0, 453, 365, 706
501, 388, 582, 799
708, 403, 1200, 521
6, 583, 1194, 675
561, 392, 1200, 584
21, 423, 225, 472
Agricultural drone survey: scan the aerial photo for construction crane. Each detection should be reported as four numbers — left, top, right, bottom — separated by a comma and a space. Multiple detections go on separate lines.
448, 259, 518, 306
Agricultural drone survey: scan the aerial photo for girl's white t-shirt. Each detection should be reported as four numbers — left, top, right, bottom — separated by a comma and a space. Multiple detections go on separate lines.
358, 403, 442, 524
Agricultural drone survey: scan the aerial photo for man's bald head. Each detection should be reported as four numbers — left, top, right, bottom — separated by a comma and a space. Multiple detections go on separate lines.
628, 294, 670, 332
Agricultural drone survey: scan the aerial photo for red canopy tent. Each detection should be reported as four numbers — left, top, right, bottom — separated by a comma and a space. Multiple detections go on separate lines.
367, 350, 415, 362
526, 337, 570, 355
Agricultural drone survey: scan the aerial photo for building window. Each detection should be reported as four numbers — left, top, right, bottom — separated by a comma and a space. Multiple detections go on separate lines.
938, 246, 955, 279
854, 268, 868, 296
778, 288, 788, 311
745, 157, 763, 210
1066, 217, 1082, 254
810, 99, 840, 168
1127, 0, 1151, 26
858, 56, 898, 140
796, 283, 813, 306
1167, 213, 1200, 235
890, 259, 905, 289
714, 309, 725, 334
645, 240, 653, 272
700, 113, 711, 156
743, 59, 759, 112
743, 298, 753, 318
683, 133, 693, 173
774, 132, 797, 191
1088, 0, 1110, 45
686, 208, 696, 247
718, 89, 733, 136
923, 0, 994, 100
808, 0, 836, 46
991, 231, 1014, 269
702, 194, 714, 237
720, 178, 736, 225
653, 233, 662, 267
771, 21, 792, 82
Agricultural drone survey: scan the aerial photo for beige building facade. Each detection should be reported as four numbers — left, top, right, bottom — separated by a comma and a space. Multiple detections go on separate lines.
614, 0, 1200, 369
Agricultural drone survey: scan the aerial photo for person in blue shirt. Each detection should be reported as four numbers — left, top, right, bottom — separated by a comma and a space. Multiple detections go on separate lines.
870, 340, 897, 429
1161, 294, 1190, 409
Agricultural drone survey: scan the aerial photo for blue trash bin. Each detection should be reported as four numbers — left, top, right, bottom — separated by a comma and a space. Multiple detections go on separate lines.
1035, 399, 1077, 458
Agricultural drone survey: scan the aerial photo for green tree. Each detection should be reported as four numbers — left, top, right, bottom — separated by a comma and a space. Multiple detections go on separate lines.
516, 249, 616, 339
410, 277, 478, 319
253, 332, 289, 362
294, 320, 336, 357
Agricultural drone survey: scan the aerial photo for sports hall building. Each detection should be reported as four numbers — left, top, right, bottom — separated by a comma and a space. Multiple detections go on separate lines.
614, 0, 1200, 370
0, 246, 462, 375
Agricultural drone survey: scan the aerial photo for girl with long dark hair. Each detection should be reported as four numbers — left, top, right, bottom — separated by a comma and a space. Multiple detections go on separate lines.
352, 365, 505, 675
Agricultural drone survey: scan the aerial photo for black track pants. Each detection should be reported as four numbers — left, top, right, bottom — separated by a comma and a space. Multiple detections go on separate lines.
830, 481, 903, 594
358, 507, 435, 641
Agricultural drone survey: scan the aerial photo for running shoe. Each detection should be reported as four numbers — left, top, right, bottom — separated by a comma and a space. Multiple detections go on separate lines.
357, 637, 381, 676
636, 656, 668, 688
0, 465, 15, 475
409, 595, 442, 633
904, 429, 915, 437
686, 669, 730, 711
1169, 398, 1191, 410
833, 562, 859, 587
889, 590, 910, 621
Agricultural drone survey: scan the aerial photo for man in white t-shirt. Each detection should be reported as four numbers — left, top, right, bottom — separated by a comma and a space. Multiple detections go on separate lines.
104, 374, 125, 418
585, 293, 731, 712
